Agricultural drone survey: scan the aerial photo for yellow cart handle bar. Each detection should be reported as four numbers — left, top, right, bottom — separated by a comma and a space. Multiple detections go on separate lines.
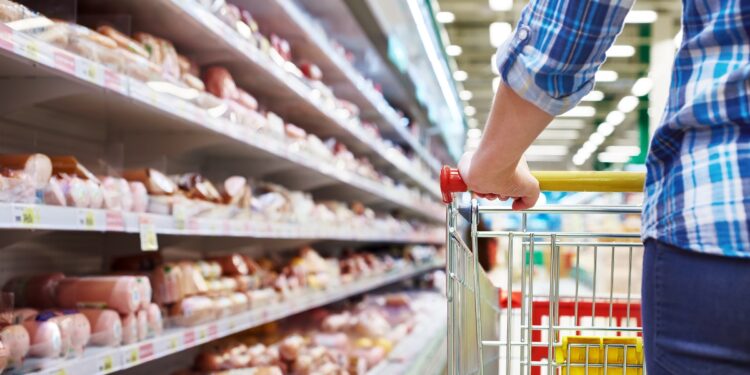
440, 166, 645, 203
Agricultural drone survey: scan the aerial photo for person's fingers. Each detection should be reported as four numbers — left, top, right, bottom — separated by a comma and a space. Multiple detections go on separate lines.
512, 191, 540, 210
499, 195, 509, 201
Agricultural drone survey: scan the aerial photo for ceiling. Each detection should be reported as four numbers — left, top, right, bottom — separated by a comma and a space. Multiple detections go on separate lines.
434, 0, 682, 170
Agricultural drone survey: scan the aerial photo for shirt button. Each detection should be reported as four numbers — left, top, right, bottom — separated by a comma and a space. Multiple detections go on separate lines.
517, 27, 529, 41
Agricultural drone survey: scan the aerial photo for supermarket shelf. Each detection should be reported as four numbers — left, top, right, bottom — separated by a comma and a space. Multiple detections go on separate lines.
76, 0, 440, 197
0, 25, 443, 222
367, 293, 447, 375
21, 262, 443, 375
237, 0, 441, 173
0, 203, 444, 244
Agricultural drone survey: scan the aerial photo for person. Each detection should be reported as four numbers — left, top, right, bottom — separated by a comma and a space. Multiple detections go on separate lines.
457, 0, 750, 373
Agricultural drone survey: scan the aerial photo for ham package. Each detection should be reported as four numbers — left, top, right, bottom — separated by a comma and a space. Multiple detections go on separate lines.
55, 276, 142, 314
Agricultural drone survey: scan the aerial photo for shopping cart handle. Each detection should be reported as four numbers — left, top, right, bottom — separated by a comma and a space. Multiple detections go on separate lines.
440, 166, 645, 203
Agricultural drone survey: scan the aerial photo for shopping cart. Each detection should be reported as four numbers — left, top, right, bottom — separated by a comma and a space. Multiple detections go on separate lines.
441, 167, 646, 375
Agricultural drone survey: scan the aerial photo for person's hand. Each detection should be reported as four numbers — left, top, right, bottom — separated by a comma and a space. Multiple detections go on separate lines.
458, 151, 541, 210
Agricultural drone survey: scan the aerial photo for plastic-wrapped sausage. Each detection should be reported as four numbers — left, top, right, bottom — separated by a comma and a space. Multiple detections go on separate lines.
54, 311, 90, 357
4, 273, 65, 309
208, 254, 249, 276
129, 181, 149, 212
120, 313, 138, 345
0, 154, 53, 189
136, 309, 148, 342
146, 303, 163, 337
0, 324, 30, 368
55, 276, 142, 314
169, 296, 214, 327
21, 318, 61, 358
123, 168, 176, 195
96, 25, 149, 59
79, 309, 122, 347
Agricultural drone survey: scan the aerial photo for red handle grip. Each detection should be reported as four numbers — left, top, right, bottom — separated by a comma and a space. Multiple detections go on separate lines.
440, 166, 467, 204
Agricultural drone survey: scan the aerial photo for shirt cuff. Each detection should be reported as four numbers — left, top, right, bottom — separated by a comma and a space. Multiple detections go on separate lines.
494, 26, 595, 116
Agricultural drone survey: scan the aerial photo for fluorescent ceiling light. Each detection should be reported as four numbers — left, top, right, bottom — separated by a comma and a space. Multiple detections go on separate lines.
572, 154, 587, 166
598, 152, 632, 163
467, 118, 479, 128
436, 11, 455, 23
526, 145, 569, 156
492, 76, 502, 93
597, 122, 615, 136
618, 95, 640, 113
631, 77, 653, 97
606, 110, 626, 126
560, 106, 596, 118
537, 129, 580, 140
453, 70, 468, 81
459, 90, 473, 101
582, 141, 598, 154
589, 132, 605, 146
491, 53, 499, 75
625, 10, 658, 24
464, 106, 477, 116
582, 90, 604, 102
595, 70, 619, 82
467, 128, 483, 139
549, 120, 586, 130
446, 45, 463, 56
605, 145, 641, 156
489, 0, 514, 11
606, 45, 636, 57
490, 22, 513, 47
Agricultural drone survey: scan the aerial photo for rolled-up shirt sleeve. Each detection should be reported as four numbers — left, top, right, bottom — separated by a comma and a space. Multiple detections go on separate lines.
496, 0, 633, 115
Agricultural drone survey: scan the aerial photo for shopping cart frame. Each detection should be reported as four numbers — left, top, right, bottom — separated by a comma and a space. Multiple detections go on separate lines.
441, 167, 646, 375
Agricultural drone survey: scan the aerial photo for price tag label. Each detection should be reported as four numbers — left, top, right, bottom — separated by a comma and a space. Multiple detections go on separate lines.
125, 347, 139, 365
139, 215, 158, 251
12, 204, 40, 227
99, 354, 114, 372
173, 204, 187, 231
77, 209, 96, 229
54, 369, 67, 375
169, 337, 178, 350
198, 327, 207, 340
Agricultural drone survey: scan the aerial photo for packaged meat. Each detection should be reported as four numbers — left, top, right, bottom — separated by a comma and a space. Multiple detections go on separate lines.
284, 124, 307, 140
3, 273, 65, 309
35, 312, 72, 358
55, 276, 142, 314
12, 308, 37, 323
203, 66, 238, 100
0, 170, 36, 204
123, 168, 176, 195
58, 175, 90, 208
182, 73, 205, 91
172, 173, 222, 202
136, 309, 148, 341
177, 261, 207, 296
298, 62, 323, 81
85, 179, 104, 209
236, 89, 258, 111
0, 340, 7, 372
270, 34, 292, 62
21, 318, 61, 358
146, 303, 163, 337
129, 181, 149, 212
150, 263, 184, 305
134, 276, 152, 309
54, 311, 90, 357
54, 23, 122, 72
96, 25, 149, 59
120, 313, 138, 345
0, 324, 30, 368
169, 296, 214, 326
222, 176, 250, 207
0, 0, 37, 23
44, 176, 66, 206
0, 154, 52, 189
133, 32, 180, 80
101, 176, 133, 211
208, 254, 249, 276
79, 309, 122, 346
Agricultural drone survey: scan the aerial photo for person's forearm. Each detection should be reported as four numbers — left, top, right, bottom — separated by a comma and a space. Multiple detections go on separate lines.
472, 83, 553, 176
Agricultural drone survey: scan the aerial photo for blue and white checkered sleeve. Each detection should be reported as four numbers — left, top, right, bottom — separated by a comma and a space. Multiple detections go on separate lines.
495, 0, 634, 115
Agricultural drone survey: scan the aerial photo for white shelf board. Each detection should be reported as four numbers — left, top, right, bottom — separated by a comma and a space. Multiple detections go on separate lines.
20, 262, 442, 375
0, 203, 444, 244
0, 24, 443, 222
235, 0, 441, 173
75, 0, 440, 197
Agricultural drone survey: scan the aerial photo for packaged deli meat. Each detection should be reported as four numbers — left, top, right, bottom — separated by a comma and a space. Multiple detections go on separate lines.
79, 309, 122, 347
120, 312, 138, 345
129, 181, 149, 212
3, 273, 65, 309
21, 318, 61, 358
203, 66, 238, 100
96, 25, 149, 59
123, 168, 176, 196
0, 0, 36, 23
57, 174, 90, 208
0, 154, 53, 189
133, 32, 181, 81
0, 324, 29, 368
55, 276, 142, 315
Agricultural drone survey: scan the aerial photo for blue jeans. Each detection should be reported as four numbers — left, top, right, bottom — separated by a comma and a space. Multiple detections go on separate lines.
642, 240, 750, 374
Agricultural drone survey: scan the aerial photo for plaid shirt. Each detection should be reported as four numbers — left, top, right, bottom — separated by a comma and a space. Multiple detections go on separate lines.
496, 0, 750, 256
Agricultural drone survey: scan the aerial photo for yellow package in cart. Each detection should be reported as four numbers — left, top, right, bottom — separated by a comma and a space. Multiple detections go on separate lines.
556, 336, 643, 375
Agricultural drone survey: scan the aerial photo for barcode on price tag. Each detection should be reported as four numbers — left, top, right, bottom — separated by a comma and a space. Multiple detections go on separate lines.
11, 204, 40, 227
139, 216, 158, 251
99, 354, 114, 372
